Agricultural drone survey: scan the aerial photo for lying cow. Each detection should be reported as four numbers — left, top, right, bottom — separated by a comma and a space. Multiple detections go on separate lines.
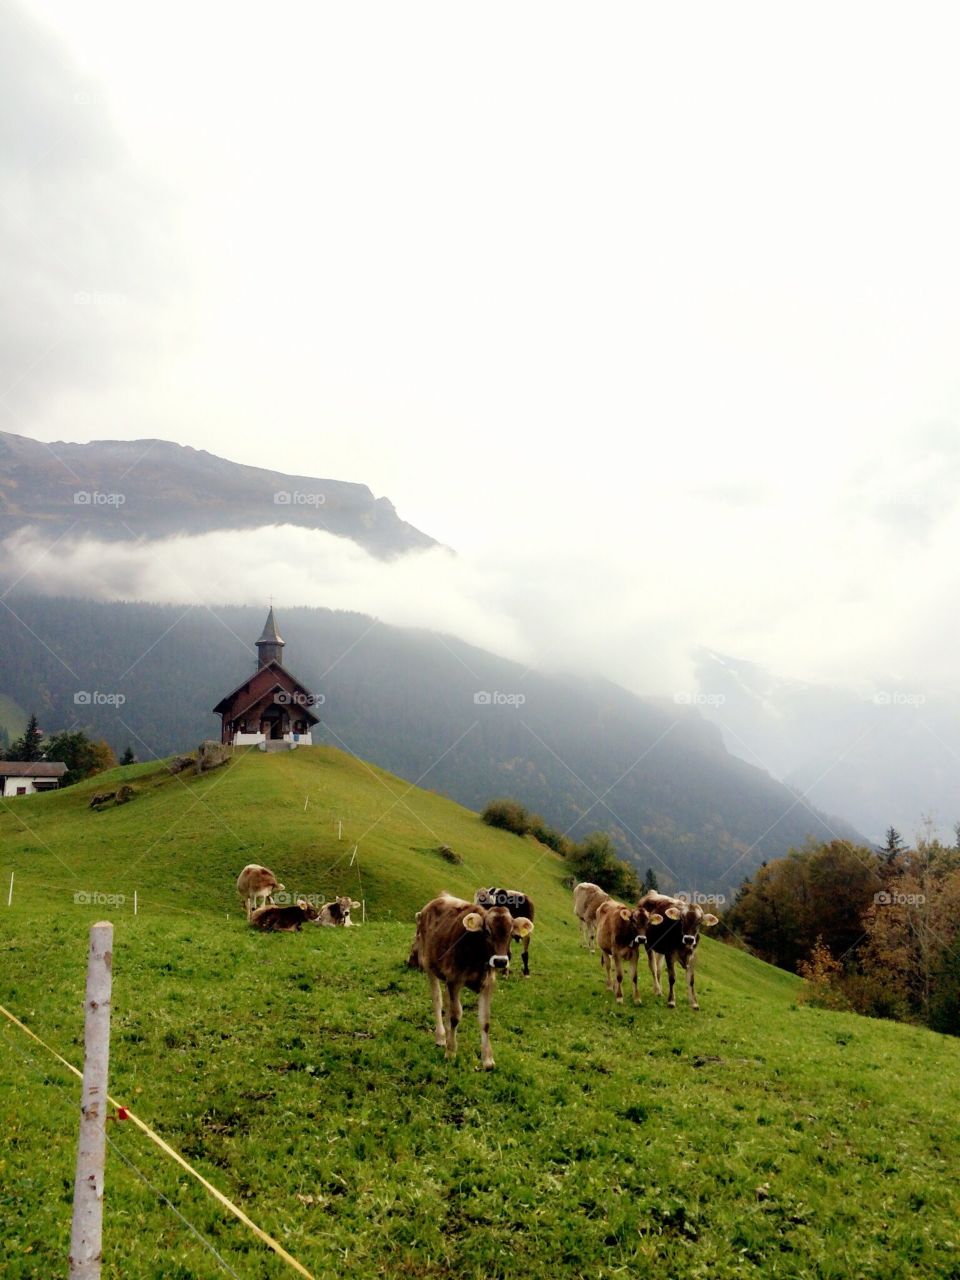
595, 899, 663, 1004
249, 899, 320, 932
317, 896, 360, 927
408, 892, 533, 1070
236, 863, 284, 920
638, 892, 719, 1010
473, 887, 535, 976
573, 881, 610, 951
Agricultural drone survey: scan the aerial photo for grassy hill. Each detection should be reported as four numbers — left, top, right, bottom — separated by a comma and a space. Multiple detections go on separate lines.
1, 748, 958, 1279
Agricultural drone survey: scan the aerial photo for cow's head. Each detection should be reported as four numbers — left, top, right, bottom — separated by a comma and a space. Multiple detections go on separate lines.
663, 901, 719, 948
297, 899, 321, 922
618, 904, 663, 948
462, 905, 534, 971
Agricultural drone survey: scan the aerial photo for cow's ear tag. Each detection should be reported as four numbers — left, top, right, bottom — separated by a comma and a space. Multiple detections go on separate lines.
665, 907, 682, 920
619, 908, 632, 922
513, 918, 534, 938
649, 913, 663, 925
463, 912, 484, 932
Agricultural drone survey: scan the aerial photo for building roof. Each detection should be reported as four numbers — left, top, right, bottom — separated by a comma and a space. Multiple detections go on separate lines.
0, 760, 67, 777
212, 659, 318, 715
256, 606, 284, 646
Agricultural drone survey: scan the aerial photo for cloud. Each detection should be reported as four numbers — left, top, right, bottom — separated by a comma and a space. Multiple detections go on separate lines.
0, 3, 183, 426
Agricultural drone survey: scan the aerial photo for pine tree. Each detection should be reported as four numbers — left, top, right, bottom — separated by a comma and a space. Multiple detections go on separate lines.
120, 746, 136, 766
7, 713, 44, 762
643, 867, 659, 893
881, 827, 906, 862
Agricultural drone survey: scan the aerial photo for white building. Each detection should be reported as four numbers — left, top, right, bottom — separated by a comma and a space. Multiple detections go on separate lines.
0, 761, 67, 797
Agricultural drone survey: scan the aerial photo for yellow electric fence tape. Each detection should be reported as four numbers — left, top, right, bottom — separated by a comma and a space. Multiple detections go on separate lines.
0, 1002, 316, 1280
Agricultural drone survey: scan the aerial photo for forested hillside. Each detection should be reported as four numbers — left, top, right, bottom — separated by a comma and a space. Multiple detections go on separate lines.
0, 595, 862, 894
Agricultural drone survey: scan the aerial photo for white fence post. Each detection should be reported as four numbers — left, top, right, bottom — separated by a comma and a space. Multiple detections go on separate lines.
6, 871, 12, 906
133, 891, 137, 917
69, 921, 114, 1280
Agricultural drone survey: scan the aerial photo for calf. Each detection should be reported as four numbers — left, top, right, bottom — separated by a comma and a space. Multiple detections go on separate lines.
595, 899, 663, 1004
638, 893, 719, 1010
237, 863, 284, 920
317, 896, 360, 927
249, 899, 320, 932
473, 887, 535, 976
573, 881, 610, 951
408, 892, 533, 1070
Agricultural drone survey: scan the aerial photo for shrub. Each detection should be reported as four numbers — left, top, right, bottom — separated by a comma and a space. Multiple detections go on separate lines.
481, 799, 531, 836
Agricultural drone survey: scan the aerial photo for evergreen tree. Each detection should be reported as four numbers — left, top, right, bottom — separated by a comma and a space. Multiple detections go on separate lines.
881, 827, 907, 863
120, 746, 136, 766
643, 867, 660, 893
7, 713, 44, 762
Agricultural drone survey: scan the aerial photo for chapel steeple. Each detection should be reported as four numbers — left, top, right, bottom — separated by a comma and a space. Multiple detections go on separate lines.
256, 605, 285, 669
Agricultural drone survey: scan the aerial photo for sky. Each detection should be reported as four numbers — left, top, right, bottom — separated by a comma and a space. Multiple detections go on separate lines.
4, 1, 960, 696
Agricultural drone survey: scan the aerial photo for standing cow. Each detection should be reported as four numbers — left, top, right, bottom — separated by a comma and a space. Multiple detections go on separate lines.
595, 899, 663, 1004
573, 881, 610, 951
473, 887, 535, 976
639, 892, 719, 1010
408, 893, 534, 1070
236, 864, 284, 920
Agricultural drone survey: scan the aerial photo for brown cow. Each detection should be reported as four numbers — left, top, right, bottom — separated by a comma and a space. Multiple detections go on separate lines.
249, 899, 320, 932
639, 892, 719, 1010
595, 899, 663, 1004
573, 881, 610, 951
408, 893, 534, 1070
317, 896, 360, 927
237, 864, 284, 919
473, 887, 535, 976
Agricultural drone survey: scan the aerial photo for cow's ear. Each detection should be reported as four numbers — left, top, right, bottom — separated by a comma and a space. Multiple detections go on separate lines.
351, 900, 361, 909
665, 906, 682, 920
462, 912, 484, 932
619, 908, 632, 922
702, 914, 719, 927
296, 898, 308, 908
648, 913, 663, 925
513, 918, 534, 938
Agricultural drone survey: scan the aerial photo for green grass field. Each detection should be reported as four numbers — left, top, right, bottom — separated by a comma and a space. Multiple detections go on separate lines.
1, 747, 959, 1278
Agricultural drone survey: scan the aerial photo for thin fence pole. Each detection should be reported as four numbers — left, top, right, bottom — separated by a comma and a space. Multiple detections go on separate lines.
69, 921, 114, 1280
337, 819, 342, 840
133, 891, 138, 916
7, 871, 12, 906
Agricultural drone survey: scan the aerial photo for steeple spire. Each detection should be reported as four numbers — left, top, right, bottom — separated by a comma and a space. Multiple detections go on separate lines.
256, 605, 285, 668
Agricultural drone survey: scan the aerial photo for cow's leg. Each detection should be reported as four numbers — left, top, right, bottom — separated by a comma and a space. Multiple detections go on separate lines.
613, 952, 625, 1003
684, 953, 699, 1010
521, 933, 531, 978
445, 980, 463, 1060
630, 950, 641, 1005
666, 954, 677, 1008
647, 948, 662, 997
478, 977, 496, 1070
601, 950, 612, 990
429, 974, 445, 1047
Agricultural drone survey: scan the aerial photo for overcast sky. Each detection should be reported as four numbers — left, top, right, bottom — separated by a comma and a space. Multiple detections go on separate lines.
5, 2, 960, 694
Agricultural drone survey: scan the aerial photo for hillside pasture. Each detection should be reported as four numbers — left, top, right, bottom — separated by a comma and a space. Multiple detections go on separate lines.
1, 749, 959, 1278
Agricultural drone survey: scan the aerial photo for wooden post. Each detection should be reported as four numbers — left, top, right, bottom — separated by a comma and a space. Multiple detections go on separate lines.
69, 921, 114, 1280
362, 899, 366, 924
133, 891, 137, 916
6, 871, 12, 906
337, 819, 342, 840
